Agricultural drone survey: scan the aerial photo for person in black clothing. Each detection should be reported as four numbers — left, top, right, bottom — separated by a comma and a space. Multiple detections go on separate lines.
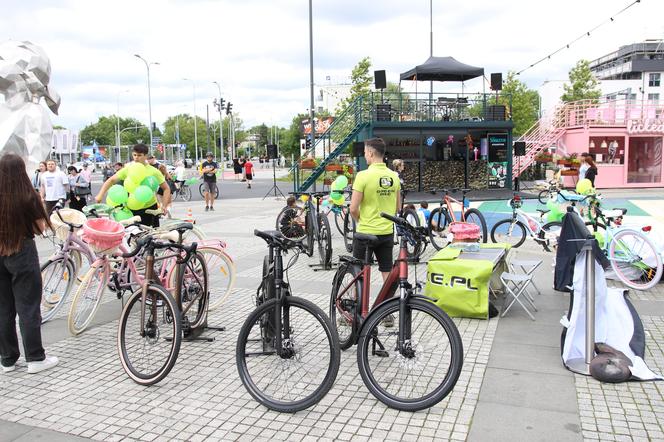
201, 152, 219, 211
232, 158, 242, 181
0, 153, 59, 374
584, 156, 598, 187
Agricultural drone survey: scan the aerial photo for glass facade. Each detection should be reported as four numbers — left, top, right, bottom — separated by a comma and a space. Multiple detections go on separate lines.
627, 136, 662, 183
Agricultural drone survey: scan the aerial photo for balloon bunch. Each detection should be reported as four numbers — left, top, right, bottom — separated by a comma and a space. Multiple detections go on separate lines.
575, 178, 594, 195
329, 175, 347, 206
105, 162, 158, 221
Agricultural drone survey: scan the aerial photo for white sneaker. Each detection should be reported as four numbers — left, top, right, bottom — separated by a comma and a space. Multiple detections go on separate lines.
27, 356, 58, 374
2, 364, 15, 373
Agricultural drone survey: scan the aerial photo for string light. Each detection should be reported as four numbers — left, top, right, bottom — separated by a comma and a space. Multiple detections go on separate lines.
516, 0, 641, 75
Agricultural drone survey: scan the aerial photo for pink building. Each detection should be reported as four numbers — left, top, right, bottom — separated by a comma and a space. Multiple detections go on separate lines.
516, 99, 664, 188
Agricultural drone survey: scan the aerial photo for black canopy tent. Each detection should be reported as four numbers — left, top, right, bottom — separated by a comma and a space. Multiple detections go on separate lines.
399, 56, 484, 82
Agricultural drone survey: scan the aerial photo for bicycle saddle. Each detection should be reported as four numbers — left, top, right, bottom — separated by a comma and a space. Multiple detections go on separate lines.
612, 207, 628, 215
536, 209, 550, 215
354, 232, 379, 244
166, 222, 194, 233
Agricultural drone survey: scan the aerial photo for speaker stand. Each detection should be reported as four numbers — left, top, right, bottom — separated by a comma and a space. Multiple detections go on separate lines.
263, 160, 285, 200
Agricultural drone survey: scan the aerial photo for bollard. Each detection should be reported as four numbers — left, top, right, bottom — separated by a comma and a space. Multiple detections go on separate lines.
567, 236, 596, 375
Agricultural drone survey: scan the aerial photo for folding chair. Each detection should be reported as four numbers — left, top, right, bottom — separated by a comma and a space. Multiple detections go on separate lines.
500, 272, 537, 321
509, 259, 543, 297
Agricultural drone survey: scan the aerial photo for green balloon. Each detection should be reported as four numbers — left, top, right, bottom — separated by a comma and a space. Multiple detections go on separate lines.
126, 194, 143, 210
123, 176, 139, 193
108, 184, 128, 204
332, 175, 348, 190
127, 162, 147, 182
111, 207, 134, 222
133, 185, 153, 204
106, 196, 119, 207
141, 175, 160, 192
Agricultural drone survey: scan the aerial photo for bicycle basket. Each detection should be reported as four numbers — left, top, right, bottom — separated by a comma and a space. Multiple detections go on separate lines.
81, 218, 125, 255
50, 209, 87, 242
510, 196, 523, 209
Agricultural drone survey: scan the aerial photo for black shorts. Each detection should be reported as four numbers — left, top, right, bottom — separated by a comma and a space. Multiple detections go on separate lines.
246, 173, 253, 180
352, 233, 394, 272
132, 203, 160, 228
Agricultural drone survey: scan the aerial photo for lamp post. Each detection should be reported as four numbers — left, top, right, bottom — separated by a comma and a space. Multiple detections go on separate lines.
183, 78, 199, 165
308, 0, 315, 152
212, 81, 225, 176
134, 54, 159, 149
116, 89, 129, 162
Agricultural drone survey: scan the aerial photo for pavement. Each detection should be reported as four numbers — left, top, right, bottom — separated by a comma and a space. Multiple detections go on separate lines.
1, 176, 663, 441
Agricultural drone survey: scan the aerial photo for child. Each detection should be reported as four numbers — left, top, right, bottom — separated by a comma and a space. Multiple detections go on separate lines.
417, 201, 431, 225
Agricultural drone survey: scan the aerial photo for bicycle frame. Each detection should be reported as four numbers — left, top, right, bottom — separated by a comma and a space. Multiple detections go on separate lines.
57, 229, 96, 270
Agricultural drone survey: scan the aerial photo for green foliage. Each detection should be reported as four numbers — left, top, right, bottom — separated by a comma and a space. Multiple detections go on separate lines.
80, 115, 150, 147
336, 56, 372, 115
53, 125, 66, 130
561, 60, 601, 103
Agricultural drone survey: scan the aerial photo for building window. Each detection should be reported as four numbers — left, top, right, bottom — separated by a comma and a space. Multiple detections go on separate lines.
648, 73, 660, 87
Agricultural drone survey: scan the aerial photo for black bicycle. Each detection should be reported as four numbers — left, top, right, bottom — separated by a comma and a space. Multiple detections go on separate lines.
236, 230, 340, 413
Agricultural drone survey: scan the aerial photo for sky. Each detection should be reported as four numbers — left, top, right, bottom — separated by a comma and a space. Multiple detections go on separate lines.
2, 0, 663, 135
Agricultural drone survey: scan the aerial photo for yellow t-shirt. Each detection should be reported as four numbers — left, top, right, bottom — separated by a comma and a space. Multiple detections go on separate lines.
115, 163, 165, 207
352, 162, 400, 235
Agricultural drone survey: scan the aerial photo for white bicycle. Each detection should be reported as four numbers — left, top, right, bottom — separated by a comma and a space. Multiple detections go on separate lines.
490, 195, 562, 251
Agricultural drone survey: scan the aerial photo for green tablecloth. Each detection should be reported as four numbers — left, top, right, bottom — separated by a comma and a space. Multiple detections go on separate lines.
424, 243, 510, 319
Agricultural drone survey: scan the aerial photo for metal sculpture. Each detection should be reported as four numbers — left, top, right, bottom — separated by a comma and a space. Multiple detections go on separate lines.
0, 40, 60, 172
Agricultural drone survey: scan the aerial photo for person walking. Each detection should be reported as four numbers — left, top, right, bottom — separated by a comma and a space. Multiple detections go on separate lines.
80, 162, 92, 183
95, 144, 171, 227
40, 159, 69, 213
67, 166, 89, 211
244, 157, 254, 189
349, 138, 401, 283
0, 153, 59, 374
201, 152, 219, 211
31, 161, 47, 192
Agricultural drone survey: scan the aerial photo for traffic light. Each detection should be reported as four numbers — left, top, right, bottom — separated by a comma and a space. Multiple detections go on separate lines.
219, 98, 225, 110
226, 102, 232, 115
305, 137, 312, 149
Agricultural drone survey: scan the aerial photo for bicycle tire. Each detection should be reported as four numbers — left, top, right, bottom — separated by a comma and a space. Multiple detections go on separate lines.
402, 207, 423, 258
318, 213, 333, 268
343, 212, 356, 253
68, 263, 107, 335
538, 189, 551, 204
176, 251, 209, 330
236, 296, 340, 413
117, 285, 181, 386
609, 228, 663, 291
305, 211, 315, 256
329, 261, 362, 350
198, 247, 236, 311
356, 297, 463, 411
333, 210, 346, 237
428, 207, 450, 250
539, 221, 563, 252
199, 182, 219, 199
275, 206, 307, 240
463, 208, 488, 243
40, 257, 76, 323
490, 219, 527, 249
180, 185, 192, 202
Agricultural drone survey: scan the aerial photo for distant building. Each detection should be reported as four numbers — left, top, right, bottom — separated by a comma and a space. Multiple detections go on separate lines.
51, 128, 79, 163
316, 82, 352, 115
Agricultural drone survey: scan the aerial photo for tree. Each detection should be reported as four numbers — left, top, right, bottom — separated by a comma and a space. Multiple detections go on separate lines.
561, 59, 601, 103
79, 115, 151, 147
336, 56, 372, 115
161, 114, 209, 160
467, 72, 540, 136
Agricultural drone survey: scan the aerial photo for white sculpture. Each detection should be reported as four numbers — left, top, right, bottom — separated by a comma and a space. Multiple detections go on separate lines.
0, 40, 60, 172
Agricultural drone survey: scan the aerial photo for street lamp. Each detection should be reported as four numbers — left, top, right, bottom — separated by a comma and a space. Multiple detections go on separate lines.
183, 78, 199, 165
212, 81, 225, 176
116, 89, 129, 162
134, 54, 159, 150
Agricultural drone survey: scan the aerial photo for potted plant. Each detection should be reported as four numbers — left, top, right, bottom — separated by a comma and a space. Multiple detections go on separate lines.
299, 157, 318, 169
534, 150, 553, 163
568, 153, 581, 166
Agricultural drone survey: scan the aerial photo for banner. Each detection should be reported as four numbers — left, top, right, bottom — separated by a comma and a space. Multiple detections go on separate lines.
488, 161, 508, 188
301, 117, 335, 135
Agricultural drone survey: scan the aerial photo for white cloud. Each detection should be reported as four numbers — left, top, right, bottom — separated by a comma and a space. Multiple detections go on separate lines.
2, 0, 663, 131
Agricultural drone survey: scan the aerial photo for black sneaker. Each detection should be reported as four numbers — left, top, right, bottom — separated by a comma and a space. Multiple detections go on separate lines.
205, 206, 209, 212
209, 206, 215, 211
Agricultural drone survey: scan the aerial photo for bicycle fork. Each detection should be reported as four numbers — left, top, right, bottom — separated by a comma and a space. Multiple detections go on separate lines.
271, 251, 294, 359
396, 243, 414, 358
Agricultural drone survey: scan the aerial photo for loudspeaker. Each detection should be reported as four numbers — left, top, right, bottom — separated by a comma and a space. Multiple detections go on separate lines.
267, 144, 278, 159
375, 103, 391, 121
353, 141, 364, 157
490, 73, 503, 91
514, 141, 526, 156
485, 105, 506, 121
374, 70, 386, 90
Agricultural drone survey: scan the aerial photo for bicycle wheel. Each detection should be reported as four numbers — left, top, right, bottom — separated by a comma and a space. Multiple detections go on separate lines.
539, 221, 563, 252
317, 213, 332, 268
609, 229, 663, 291
40, 257, 76, 323
428, 207, 450, 250
198, 247, 236, 311
343, 212, 356, 253
305, 211, 315, 256
356, 297, 463, 411
329, 261, 362, 350
402, 207, 423, 258
199, 182, 219, 199
490, 219, 527, 248
333, 209, 346, 236
68, 263, 107, 335
236, 296, 340, 413
118, 285, 181, 386
176, 251, 208, 331
180, 185, 192, 202
538, 189, 552, 204
463, 208, 488, 243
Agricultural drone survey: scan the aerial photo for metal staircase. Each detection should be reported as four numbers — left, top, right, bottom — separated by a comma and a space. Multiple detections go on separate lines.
293, 96, 369, 191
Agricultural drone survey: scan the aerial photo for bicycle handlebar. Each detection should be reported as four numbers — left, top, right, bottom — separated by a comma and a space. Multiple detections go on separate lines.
121, 234, 198, 264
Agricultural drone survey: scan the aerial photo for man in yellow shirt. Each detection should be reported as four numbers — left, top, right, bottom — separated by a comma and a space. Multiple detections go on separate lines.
349, 138, 401, 281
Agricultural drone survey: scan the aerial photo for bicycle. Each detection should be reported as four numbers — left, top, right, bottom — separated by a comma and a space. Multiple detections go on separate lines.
427, 188, 488, 250
330, 213, 463, 411
117, 228, 203, 385
198, 180, 219, 199
275, 191, 332, 269
172, 177, 196, 202
536, 179, 565, 204
236, 229, 340, 413
490, 194, 563, 251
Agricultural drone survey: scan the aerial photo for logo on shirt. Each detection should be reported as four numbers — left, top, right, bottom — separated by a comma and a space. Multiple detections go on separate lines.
379, 176, 393, 189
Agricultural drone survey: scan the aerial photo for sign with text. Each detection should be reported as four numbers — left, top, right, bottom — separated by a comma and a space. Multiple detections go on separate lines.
627, 119, 664, 135
301, 117, 335, 135
487, 133, 508, 163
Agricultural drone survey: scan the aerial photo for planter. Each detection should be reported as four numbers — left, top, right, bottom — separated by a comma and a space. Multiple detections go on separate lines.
557, 160, 571, 166
535, 158, 552, 164
560, 169, 579, 176
300, 160, 316, 169
325, 164, 354, 173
